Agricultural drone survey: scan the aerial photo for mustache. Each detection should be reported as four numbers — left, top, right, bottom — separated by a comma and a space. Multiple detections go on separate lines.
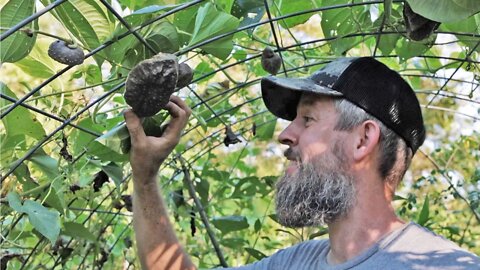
284, 148, 301, 162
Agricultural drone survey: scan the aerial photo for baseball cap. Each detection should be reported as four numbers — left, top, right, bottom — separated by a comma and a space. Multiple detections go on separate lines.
261, 57, 425, 153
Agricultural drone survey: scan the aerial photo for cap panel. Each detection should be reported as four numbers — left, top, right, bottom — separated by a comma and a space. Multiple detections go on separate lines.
311, 57, 358, 89
261, 78, 301, 121
334, 57, 426, 152
261, 76, 343, 121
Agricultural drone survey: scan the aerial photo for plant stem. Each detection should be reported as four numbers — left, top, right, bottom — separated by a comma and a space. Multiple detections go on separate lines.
178, 157, 228, 268
419, 149, 480, 224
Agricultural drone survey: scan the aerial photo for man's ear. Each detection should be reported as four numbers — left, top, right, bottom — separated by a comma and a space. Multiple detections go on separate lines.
352, 120, 381, 162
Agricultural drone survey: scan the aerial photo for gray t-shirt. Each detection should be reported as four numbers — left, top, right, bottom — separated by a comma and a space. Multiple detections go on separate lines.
218, 222, 479, 270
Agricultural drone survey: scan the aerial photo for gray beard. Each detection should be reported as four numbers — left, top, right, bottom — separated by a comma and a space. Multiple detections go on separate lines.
275, 152, 356, 228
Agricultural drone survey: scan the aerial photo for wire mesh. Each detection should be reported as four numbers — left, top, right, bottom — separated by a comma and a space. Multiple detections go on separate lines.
1, 0, 479, 268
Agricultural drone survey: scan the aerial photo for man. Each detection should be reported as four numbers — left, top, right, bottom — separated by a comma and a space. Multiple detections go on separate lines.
124, 57, 480, 269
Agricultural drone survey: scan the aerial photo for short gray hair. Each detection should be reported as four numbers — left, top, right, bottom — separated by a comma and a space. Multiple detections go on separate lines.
332, 99, 412, 185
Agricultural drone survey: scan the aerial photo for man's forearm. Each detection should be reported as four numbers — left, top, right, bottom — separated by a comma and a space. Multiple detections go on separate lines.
133, 174, 196, 270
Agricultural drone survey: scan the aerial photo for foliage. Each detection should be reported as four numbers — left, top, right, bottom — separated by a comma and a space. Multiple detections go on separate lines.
0, 0, 479, 268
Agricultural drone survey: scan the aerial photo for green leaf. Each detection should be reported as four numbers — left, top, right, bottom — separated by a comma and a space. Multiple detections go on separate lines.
256, 119, 276, 141
132, 4, 178, 15
7, 192, 23, 212
0, 0, 38, 63
211, 215, 249, 234
23, 200, 61, 244
276, 0, 316, 28
103, 13, 144, 65
244, 247, 267, 260
29, 152, 59, 179
231, 0, 265, 34
15, 42, 56, 78
441, 15, 480, 53
395, 38, 430, 63
193, 61, 215, 82
0, 83, 46, 140
417, 195, 430, 226
321, 0, 372, 55
63, 222, 96, 242
188, 3, 240, 60
145, 21, 180, 53
8, 194, 61, 244
85, 64, 102, 85
101, 162, 124, 188
40, 0, 114, 50
406, 0, 480, 22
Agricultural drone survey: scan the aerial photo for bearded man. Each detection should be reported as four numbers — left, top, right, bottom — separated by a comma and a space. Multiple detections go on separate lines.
124, 57, 480, 270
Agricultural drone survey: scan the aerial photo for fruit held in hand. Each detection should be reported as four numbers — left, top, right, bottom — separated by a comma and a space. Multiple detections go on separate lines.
124, 53, 179, 117
48, 40, 84, 65
261, 47, 281, 75
176, 63, 193, 89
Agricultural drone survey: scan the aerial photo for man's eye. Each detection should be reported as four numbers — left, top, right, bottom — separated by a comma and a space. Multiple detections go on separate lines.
303, 116, 313, 123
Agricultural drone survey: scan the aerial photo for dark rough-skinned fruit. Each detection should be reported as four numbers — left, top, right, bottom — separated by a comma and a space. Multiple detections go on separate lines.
124, 53, 179, 117
261, 47, 282, 75
48, 40, 84, 65
403, 2, 440, 41
176, 63, 194, 89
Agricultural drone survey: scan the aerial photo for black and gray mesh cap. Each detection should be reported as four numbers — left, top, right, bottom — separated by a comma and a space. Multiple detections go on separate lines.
261, 57, 426, 153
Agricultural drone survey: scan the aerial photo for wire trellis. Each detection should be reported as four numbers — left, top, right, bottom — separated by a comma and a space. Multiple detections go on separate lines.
1, 0, 479, 268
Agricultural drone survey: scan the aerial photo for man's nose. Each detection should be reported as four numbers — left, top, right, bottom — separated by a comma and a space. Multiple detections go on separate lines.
278, 122, 299, 146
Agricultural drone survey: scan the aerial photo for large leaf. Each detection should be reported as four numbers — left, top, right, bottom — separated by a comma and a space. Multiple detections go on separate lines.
28, 152, 59, 179
0, 83, 46, 140
211, 215, 249, 234
276, 0, 319, 28
188, 3, 240, 60
63, 222, 96, 242
7, 192, 61, 244
0, 0, 38, 63
15, 40, 56, 78
103, 13, 144, 65
321, 0, 372, 55
441, 15, 480, 53
231, 0, 265, 34
395, 37, 430, 63
39, 0, 114, 49
145, 21, 180, 54
406, 0, 480, 22
101, 162, 124, 188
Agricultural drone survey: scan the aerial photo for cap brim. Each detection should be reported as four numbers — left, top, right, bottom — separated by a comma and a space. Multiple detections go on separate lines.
261, 76, 343, 121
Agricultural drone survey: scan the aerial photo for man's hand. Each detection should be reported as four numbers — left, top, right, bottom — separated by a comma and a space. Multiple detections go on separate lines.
124, 95, 191, 183
124, 95, 196, 270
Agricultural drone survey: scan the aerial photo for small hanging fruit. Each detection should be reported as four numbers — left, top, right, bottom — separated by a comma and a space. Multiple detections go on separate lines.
48, 40, 84, 65
261, 47, 282, 75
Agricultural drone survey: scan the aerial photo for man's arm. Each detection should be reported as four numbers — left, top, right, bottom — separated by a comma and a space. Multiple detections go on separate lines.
124, 96, 195, 270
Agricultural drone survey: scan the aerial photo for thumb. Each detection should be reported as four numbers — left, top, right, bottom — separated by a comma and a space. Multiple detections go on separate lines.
123, 109, 146, 144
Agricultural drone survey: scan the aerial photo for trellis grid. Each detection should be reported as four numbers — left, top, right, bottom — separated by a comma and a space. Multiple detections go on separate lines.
1, 0, 479, 268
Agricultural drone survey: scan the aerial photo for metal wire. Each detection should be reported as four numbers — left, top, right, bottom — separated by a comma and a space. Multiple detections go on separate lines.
1, 82, 125, 181
0, 0, 206, 120
0, 0, 67, 42
98, 0, 157, 54
263, 0, 288, 77
426, 40, 480, 106
0, 93, 101, 137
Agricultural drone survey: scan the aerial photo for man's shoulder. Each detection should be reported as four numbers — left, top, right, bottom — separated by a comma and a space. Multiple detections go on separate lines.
388, 222, 472, 252
379, 222, 480, 269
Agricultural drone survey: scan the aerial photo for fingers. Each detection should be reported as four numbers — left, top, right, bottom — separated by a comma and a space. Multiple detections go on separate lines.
163, 96, 191, 140
124, 109, 146, 144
